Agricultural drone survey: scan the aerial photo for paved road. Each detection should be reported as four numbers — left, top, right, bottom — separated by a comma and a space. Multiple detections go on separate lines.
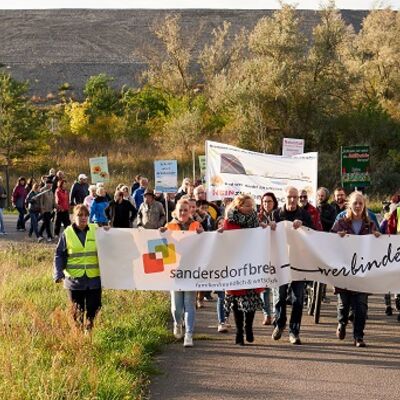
0, 213, 56, 246
149, 295, 400, 400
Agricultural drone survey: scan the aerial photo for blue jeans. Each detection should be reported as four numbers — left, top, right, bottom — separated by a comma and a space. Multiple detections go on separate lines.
16, 206, 26, 230
170, 291, 196, 334
216, 291, 225, 324
0, 208, 5, 233
274, 281, 305, 335
261, 288, 272, 317
29, 211, 40, 238
337, 292, 368, 339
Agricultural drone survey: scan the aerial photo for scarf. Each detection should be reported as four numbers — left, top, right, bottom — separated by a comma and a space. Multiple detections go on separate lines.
227, 208, 259, 228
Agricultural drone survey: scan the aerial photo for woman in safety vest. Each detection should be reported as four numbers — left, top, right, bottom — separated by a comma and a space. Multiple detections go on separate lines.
53, 204, 102, 333
160, 198, 204, 347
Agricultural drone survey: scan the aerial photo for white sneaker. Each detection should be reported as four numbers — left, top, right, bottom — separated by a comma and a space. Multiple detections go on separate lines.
218, 323, 228, 333
183, 333, 193, 347
37, 237, 44, 243
173, 323, 183, 339
47, 237, 53, 242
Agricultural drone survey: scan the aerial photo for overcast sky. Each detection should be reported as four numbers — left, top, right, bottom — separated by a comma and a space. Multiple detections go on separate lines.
0, 0, 399, 9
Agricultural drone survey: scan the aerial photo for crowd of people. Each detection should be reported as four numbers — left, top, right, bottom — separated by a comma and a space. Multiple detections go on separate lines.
1, 169, 399, 349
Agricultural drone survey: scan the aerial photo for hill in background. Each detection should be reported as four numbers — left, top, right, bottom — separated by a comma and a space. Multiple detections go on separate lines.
0, 9, 369, 99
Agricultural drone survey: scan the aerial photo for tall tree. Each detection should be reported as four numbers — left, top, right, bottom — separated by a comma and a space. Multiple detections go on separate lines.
352, 8, 400, 119
0, 73, 45, 205
139, 14, 197, 96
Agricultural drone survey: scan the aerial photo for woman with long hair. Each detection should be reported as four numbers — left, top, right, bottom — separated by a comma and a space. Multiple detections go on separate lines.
258, 192, 279, 326
331, 191, 380, 347
223, 194, 265, 345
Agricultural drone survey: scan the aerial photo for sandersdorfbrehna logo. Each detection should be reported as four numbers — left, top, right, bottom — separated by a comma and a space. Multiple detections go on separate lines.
142, 239, 177, 274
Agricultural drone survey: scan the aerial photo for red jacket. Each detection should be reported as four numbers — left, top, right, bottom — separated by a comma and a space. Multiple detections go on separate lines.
303, 203, 323, 231
55, 188, 69, 212
223, 219, 265, 296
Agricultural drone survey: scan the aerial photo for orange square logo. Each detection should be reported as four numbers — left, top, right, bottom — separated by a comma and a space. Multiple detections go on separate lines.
143, 253, 164, 274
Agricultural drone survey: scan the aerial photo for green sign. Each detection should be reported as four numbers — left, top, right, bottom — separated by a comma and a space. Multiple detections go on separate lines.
341, 146, 370, 189
198, 155, 206, 177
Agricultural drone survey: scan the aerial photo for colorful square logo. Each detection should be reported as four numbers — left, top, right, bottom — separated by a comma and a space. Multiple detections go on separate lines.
142, 239, 176, 274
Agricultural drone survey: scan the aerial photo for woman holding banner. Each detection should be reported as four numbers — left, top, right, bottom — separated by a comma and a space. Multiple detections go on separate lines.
223, 194, 264, 345
53, 204, 102, 334
331, 191, 380, 348
258, 192, 279, 326
161, 198, 204, 347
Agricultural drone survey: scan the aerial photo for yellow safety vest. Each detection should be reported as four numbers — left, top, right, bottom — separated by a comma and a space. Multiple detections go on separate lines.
64, 224, 100, 278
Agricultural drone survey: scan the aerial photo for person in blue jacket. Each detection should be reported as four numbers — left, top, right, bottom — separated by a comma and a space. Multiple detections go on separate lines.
89, 186, 109, 226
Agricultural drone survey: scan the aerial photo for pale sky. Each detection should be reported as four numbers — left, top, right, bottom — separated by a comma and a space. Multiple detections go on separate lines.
0, 0, 399, 9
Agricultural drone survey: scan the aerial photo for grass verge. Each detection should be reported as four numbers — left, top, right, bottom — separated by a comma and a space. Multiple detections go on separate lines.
0, 243, 171, 400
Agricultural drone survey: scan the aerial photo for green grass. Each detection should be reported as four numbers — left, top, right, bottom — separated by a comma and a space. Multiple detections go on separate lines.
0, 244, 171, 400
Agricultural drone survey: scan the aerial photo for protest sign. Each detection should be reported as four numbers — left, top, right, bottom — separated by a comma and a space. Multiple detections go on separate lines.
154, 160, 178, 193
341, 145, 370, 189
282, 138, 304, 157
89, 156, 109, 183
205, 140, 318, 204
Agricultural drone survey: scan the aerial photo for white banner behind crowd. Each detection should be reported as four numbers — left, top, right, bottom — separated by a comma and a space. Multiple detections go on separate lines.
205, 140, 318, 204
97, 222, 400, 293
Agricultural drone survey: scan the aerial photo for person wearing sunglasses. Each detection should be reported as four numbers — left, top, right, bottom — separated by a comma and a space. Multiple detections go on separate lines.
299, 189, 323, 231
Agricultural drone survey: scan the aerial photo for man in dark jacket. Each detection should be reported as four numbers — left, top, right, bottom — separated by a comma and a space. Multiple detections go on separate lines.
70, 174, 89, 206
271, 186, 313, 345
317, 187, 337, 232
105, 190, 137, 228
331, 187, 347, 216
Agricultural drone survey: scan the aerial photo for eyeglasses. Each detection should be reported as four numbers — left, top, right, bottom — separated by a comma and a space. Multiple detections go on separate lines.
299, 195, 308, 199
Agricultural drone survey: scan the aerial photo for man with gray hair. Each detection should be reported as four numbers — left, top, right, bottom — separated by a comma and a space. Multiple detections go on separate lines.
271, 186, 313, 345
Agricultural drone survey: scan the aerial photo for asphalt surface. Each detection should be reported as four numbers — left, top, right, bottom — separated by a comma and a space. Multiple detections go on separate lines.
0, 213, 57, 246
149, 296, 400, 399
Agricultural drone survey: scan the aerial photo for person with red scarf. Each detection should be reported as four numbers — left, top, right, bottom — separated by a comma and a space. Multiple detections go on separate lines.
223, 194, 265, 345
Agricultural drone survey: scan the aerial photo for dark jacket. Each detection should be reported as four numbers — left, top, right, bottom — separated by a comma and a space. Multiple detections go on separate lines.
105, 199, 137, 228
70, 181, 89, 206
272, 205, 314, 229
0, 184, 7, 208
317, 201, 337, 232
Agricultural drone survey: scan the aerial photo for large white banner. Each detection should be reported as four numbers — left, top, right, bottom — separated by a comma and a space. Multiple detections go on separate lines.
205, 140, 318, 204
97, 223, 400, 293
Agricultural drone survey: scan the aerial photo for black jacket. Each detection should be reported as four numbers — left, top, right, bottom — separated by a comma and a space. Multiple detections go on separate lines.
105, 199, 137, 228
272, 205, 314, 229
317, 201, 337, 232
